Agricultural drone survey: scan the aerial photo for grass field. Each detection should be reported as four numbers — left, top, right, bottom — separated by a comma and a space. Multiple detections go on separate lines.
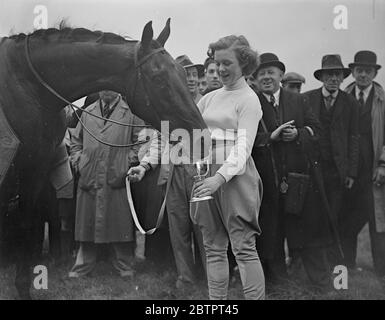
0, 225, 384, 300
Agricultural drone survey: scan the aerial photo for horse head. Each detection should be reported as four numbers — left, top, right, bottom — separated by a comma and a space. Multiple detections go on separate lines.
128, 19, 209, 153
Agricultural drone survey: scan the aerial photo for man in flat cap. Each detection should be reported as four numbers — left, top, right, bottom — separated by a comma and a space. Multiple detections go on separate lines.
202, 57, 223, 96
343, 51, 385, 278
282, 72, 306, 94
303, 54, 359, 270
252, 53, 333, 290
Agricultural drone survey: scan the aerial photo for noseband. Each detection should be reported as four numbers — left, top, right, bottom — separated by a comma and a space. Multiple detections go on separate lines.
24, 35, 167, 148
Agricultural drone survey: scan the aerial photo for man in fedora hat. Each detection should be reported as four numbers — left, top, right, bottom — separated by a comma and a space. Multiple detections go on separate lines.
343, 50, 385, 278
175, 55, 204, 104
252, 53, 333, 289
281, 72, 306, 94
303, 54, 359, 269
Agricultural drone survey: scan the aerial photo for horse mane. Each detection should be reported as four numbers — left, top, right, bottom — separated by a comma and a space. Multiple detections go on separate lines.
3, 24, 132, 45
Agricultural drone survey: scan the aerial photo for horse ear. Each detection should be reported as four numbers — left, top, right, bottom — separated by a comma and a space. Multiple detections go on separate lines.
141, 21, 153, 51
156, 18, 171, 47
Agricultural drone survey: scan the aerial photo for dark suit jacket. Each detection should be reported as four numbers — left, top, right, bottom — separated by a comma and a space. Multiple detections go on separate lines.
302, 88, 359, 181
252, 89, 332, 257
254, 89, 321, 177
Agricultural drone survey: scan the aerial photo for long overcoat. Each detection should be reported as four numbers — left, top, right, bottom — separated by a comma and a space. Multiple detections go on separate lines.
252, 89, 334, 259
345, 81, 385, 232
71, 97, 144, 243
302, 88, 359, 182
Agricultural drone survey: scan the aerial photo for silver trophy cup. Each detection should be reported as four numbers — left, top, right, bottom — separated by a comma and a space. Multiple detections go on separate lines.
190, 159, 214, 203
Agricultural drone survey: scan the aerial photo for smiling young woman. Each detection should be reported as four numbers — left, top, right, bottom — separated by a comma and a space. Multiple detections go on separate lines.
191, 35, 265, 300
214, 48, 243, 87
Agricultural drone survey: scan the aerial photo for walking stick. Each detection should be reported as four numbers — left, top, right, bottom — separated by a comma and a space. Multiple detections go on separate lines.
309, 158, 345, 260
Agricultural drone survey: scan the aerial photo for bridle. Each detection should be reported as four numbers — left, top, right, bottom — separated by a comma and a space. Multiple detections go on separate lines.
128, 42, 166, 125
24, 34, 169, 148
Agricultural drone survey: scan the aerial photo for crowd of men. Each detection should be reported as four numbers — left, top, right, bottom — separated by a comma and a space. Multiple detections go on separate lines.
249, 51, 385, 289
2, 47, 384, 297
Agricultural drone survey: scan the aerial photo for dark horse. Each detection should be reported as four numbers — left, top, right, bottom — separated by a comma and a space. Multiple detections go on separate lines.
0, 19, 207, 299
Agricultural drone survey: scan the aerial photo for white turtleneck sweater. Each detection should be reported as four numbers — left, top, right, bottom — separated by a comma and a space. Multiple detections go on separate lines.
197, 77, 262, 182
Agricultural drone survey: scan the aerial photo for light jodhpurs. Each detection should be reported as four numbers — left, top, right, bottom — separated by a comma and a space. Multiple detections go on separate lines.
191, 157, 265, 300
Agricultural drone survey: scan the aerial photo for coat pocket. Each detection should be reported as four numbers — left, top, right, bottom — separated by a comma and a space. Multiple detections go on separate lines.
78, 154, 95, 191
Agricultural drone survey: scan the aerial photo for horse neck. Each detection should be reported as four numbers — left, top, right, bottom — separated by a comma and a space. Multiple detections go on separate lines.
7, 36, 137, 110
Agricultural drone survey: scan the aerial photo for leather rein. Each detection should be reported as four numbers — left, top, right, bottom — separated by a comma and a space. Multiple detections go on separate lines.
24, 35, 166, 148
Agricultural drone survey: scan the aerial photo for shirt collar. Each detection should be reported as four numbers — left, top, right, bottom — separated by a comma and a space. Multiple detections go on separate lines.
262, 88, 281, 106
322, 86, 338, 99
101, 94, 121, 108
355, 83, 373, 101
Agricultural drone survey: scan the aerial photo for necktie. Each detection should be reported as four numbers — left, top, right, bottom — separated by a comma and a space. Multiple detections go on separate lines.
103, 102, 110, 118
270, 94, 276, 107
270, 94, 280, 125
324, 95, 333, 110
358, 90, 365, 106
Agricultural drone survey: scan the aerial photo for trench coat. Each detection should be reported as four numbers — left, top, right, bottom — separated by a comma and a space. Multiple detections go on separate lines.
345, 81, 385, 232
252, 89, 334, 259
70, 97, 145, 243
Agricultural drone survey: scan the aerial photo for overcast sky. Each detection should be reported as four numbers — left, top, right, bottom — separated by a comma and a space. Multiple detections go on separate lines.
1, 0, 384, 92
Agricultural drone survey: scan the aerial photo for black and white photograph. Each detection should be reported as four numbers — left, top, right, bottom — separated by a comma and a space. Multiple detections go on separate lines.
0, 0, 384, 303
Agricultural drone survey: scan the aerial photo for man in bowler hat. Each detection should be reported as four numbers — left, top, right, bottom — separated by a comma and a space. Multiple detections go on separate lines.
343, 51, 385, 278
252, 53, 333, 289
302, 54, 359, 269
